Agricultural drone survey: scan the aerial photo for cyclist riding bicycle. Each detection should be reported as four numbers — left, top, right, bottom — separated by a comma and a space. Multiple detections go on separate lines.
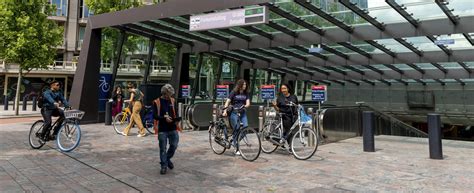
40, 80, 70, 140
272, 84, 298, 139
222, 79, 250, 155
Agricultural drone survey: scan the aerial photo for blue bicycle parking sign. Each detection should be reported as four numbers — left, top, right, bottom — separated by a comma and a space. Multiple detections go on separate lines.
260, 85, 276, 100
216, 85, 229, 99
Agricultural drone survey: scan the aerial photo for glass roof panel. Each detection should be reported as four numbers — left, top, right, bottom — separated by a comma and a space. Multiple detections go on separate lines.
439, 62, 464, 69
354, 44, 382, 53
436, 34, 474, 50
403, 1, 448, 20
393, 64, 412, 70
466, 62, 474, 68
403, 36, 441, 52
373, 64, 390, 70
422, 79, 437, 83
135, 23, 195, 42
365, 1, 407, 23
374, 39, 412, 53
443, 79, 457, 83
402, 79, 417, 83
415, 63, 437, 69
444, 0, 474, 17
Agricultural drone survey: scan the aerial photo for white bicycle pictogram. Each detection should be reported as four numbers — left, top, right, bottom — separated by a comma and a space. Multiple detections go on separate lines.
99, 76, 110, 92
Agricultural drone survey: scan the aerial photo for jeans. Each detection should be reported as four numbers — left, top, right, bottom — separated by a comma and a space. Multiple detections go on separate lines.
41, 108, 65, 137
158, 130, 179, 169
230, 111, 248, 148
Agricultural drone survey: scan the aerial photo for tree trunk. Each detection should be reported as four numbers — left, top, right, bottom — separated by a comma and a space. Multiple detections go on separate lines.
14, 70, 22, 116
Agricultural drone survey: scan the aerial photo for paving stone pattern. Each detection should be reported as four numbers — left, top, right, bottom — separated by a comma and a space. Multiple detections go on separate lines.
0, 121, 473, 192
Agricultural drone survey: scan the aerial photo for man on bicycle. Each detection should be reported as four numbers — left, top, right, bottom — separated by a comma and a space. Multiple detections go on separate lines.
40, 80, 70, 140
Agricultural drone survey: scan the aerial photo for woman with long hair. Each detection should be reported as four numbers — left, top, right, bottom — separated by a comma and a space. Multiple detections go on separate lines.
222, 79, 250, 155
111, 86, 124, 117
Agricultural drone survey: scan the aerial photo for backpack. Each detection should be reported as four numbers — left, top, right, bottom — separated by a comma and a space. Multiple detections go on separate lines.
153, 98, 182, 134
37, 94, 44, 108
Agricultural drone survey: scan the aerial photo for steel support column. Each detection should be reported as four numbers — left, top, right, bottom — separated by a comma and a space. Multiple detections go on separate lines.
110, 30, 126, 95
142, 39, 155, 85
191, 53, 204, 104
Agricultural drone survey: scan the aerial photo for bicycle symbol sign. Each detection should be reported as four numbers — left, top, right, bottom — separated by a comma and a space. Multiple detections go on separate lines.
99, 76, 110, 93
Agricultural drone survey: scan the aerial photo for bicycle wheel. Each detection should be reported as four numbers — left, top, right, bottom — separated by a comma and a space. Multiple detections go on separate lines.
144, 119, 155, 134
291, 127, 318, 160
29, 120, 46, 149
56, 121, 81, 152
238, 127, 261, 162
113, 112, 129, 134
208, 124, 226, 155
260, 120, 279, 154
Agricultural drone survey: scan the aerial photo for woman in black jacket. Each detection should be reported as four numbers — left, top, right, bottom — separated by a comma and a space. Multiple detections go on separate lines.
272, 84, 298, 138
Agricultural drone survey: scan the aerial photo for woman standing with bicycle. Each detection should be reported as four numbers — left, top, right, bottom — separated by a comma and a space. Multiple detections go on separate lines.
120, 82, 146, 137
272, 84, 298, 139
222, 79, 250, 155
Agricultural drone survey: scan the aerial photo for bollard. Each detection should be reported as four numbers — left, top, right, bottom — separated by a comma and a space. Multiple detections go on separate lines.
3, 96, 8, 110
178, 102, 184, 130
362, 111, 375, 152
258, 106, 264, 132
32, 97, 37, 111
212, 104, 218, 122
22, 96, 28, 111
307, 107, 315, 146
428, 114, 443, 159
105, 100, 112, 125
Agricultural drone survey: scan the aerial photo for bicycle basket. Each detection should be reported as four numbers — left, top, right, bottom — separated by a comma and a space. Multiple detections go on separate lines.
64, 110, 85, 120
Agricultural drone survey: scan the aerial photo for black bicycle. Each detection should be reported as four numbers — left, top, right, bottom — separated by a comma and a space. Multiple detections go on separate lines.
29, 108, 85, 152
208, 106, 261, 161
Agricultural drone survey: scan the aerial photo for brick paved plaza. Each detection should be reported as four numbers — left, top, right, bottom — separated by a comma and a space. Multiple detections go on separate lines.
1, 118, 473, 192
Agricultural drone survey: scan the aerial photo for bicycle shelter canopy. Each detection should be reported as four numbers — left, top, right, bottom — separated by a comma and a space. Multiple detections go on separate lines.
71, 0, 474, 122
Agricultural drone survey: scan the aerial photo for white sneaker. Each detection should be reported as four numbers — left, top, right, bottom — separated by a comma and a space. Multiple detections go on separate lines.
234, 150, 241, 156
119, 131, 128, 136
137, 133, 146, 137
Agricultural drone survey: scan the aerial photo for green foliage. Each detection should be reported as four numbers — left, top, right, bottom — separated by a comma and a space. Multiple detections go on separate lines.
0, 0, 63, 71
85, 0, 176, 65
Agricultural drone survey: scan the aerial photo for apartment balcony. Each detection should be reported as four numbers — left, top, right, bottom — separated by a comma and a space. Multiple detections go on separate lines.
0, 60, 190, 78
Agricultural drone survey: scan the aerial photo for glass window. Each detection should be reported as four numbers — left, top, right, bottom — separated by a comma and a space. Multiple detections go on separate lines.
50, 0, 67, 16
79, 0, 92, 18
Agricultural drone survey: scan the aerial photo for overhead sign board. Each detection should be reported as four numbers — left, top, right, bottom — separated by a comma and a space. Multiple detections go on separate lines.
434, 39, 455, 45
260, 85, 276, 100
312, 85, 327, 102
216, 85, 229, 99
181, 85, 190, 98
190, 6, 269, 31
308, 47, 323, 53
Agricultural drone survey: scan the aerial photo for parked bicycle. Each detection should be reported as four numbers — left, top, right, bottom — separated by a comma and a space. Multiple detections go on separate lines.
28, 108, 85, 152
113, 103, 154, 134
209, 106, 261, 161
260, 102, 319, 160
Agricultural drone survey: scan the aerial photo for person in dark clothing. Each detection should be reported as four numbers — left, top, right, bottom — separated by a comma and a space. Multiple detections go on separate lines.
222, 79, 250, 155
153, 84, 181, 175
272, 84, 298, 138
111, 86, 124, 117
40, 80, 70, 140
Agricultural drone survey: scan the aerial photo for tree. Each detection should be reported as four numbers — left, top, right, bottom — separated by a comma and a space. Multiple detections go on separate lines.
85, 0, 176, 66
0, 0, 63, 115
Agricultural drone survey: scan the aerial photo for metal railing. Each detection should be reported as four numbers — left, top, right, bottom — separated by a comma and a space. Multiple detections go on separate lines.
319, 104, 428, 140
0, 61, 174, 75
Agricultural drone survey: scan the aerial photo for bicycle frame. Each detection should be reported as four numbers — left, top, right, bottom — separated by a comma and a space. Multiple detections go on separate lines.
273, 105, 306, 143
